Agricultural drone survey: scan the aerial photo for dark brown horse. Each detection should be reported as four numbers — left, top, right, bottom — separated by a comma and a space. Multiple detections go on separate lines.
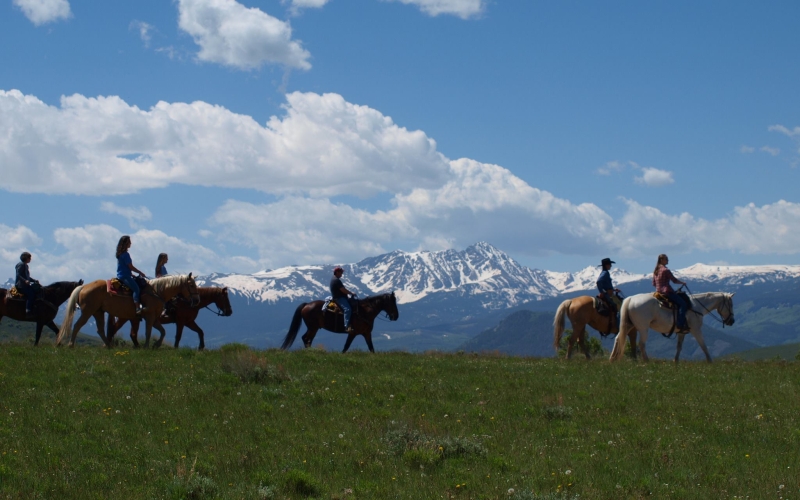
281, 292, 399, 353
0, 280, 84, 346
107, 287, 233, 350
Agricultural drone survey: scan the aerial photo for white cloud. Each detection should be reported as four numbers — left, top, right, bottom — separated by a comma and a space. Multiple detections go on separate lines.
596, 160, 625, 176
130, 20, 155, 48
388, 0, 486, 19
0, 223, 257, 284
209, 197, 417, 267
12, 0, 71, 25
285, 0, 330, 11
100, 202, 153, 229
177, 0, 311, 70
0, 89, 450, 197
634, 167, 674, 187
760, 146, 780, 156
740, 145, 755, 153
769, 124, 800, 138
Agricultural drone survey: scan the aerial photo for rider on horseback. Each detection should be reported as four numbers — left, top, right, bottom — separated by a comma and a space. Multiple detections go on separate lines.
15, 252, 40, 318
330, 266, 355, 334
116, 236, 148, 315
597, 257, 622, 324
653, 254, 688, 331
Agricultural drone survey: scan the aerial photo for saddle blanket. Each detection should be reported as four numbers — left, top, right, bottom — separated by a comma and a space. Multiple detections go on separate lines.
653, 291, 690, 310
8, 286, 25, 300
107, 278, 133, 297
321, 296, 341, 314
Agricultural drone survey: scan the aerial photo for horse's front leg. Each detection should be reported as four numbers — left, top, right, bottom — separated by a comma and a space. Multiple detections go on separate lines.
363, 332, 375, 353
638, 330, 649, 362
301, 327, 318, 348
183, 320, 205, 351
691, 329, 712, 363
129, 320, 140, 348
93, 311, 110, 348
34, 321, 44, 346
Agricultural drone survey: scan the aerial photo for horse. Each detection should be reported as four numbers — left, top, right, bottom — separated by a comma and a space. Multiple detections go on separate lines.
553, 295, 625, 359
56, 274, 200, 348
107, 287, 233, 350
281, 292, 399, 353
609, 292, 735, 363
0, 280, 84, 346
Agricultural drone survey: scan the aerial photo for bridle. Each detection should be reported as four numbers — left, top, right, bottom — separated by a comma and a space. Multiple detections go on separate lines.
684, 286, 735, 328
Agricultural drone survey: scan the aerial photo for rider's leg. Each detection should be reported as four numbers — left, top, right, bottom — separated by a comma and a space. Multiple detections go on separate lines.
335, 297, 352, 328
668, 292, 688, 329
120, 277, 142, 312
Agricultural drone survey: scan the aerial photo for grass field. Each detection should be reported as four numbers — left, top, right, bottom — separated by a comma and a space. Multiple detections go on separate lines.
1, 344, 799, 499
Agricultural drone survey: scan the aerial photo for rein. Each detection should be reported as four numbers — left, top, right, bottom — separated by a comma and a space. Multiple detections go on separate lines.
683, 285, 731, 328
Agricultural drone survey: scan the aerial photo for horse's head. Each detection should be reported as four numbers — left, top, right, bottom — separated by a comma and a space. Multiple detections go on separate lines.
214, 287, 233, 316
181, 273, 201, 307
44, 280, 84, 303
720, 292, 735, 326
384, 291, 399, 321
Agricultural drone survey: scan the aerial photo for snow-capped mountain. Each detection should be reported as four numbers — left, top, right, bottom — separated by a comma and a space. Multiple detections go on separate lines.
197, 242, 559, 309
196, 243, 800, 311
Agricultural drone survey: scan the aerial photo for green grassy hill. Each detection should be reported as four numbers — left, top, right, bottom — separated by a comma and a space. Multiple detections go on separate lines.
0, 318, 104, 346
1, 345, 799, 499
723, 342, 800, 361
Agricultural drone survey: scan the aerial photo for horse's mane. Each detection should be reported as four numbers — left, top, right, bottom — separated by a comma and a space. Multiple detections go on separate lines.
148, 275, 191, 294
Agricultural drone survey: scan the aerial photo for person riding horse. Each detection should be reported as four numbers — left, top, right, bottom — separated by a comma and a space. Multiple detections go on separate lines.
330, 266, 356, 334
116, 235, 148, 315
15, 252, 41, 318
597, 257, 622, 322
653, 254, 688, 332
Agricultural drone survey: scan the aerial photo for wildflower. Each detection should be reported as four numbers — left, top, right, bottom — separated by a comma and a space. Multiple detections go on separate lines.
507, 488, 515, 495
756, 414, 763, 420
565, 470, 572, 475
126, 396, 131, 400
389, 395, 394, 399
339, 434, 344, 439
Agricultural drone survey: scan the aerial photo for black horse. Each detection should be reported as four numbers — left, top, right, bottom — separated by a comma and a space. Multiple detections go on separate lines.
281, 292, 399, 353
0, 280, 84, 346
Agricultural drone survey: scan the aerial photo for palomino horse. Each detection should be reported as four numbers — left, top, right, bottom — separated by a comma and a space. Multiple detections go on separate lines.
107, 287, 233, 350
281, 292, 399, 353
609, 292, 735, 363
0, 280, 84, 346
57, 274, 200, 348
553, 295, 624, 359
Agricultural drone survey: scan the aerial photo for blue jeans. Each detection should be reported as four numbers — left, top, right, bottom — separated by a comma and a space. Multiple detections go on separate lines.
119, 276, 141, 303
19, 283, 38, 312
666, 291, 688, 328
334, 297, 352, 328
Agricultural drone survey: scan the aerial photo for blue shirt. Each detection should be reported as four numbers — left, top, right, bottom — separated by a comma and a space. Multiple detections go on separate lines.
157, 265, 167, 277
117, 252, 133, 279
597, 269, 614, 294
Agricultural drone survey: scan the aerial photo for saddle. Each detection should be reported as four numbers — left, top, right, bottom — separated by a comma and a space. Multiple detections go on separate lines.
594, 294, 622, 337
8, 286, 26, 300
320, 297, 358, 334
107, 277, 148, 298
653, 291, 691, 337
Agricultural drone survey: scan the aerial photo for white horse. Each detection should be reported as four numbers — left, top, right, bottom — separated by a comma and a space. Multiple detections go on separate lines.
609, 292, 735, 363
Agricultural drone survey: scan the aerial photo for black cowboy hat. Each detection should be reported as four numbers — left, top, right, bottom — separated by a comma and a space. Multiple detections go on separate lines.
599, 257, 615, 267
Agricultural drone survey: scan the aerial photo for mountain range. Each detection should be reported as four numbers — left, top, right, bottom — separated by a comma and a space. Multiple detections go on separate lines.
4, 242, 800, 357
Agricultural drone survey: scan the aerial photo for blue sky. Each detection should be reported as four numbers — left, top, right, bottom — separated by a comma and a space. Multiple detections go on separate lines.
1, 0, 799, 283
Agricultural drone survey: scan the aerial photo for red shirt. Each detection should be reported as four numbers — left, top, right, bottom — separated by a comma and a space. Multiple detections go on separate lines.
652, 266, 680, 293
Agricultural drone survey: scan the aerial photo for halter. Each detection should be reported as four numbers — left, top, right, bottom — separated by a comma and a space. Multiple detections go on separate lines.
684, 286, 734, 328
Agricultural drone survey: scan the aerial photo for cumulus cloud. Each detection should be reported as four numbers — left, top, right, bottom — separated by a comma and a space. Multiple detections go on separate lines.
209, 197, 417, 267
12, 0, 71, 25
596, 160, 625, 175
740, 145, 755, 154
769, 124, 800, 138
0, 89, 450, 197
0, 223, 258, 283
177, 0, 311, 70
100, 202, 153, 229
285, 0, 330, 13
388, 0, 486, 19
634, 167, 674, 187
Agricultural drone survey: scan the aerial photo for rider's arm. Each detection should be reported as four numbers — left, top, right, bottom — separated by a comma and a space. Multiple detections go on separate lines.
340, 286, 352, 296
128, 262, 145, 277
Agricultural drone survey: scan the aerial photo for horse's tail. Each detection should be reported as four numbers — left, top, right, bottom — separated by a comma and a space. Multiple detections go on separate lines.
609, 297, 630, 362
553, 299, 572, 352
281, 303, 307, 350
56, 284, 83, 346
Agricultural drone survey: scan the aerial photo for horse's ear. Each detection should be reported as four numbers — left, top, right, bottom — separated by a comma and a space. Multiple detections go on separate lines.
730, 292, 736, 297
223, 287, 228, 293
79, 279, 84, 285
188, 272, 193, 278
